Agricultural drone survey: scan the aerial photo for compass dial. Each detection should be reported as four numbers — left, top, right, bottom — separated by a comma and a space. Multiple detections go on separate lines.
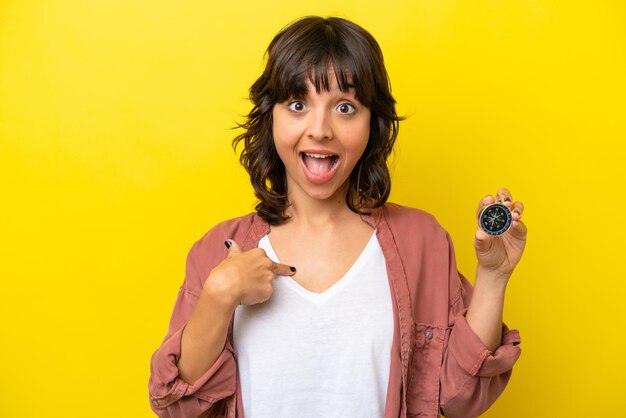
479, 203, 512, 236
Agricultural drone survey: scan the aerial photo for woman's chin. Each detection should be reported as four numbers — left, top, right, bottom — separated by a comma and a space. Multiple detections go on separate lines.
294, 179, 350, 204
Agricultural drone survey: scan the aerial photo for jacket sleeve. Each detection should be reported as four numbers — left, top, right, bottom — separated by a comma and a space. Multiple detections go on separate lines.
148, 238, 237, 417
439, 243, 521, 417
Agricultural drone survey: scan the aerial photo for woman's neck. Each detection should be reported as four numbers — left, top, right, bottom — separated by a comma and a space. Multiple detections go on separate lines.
283, 185, 357, 229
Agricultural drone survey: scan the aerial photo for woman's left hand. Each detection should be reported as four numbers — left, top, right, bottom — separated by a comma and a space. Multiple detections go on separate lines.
474, 187, 527, 279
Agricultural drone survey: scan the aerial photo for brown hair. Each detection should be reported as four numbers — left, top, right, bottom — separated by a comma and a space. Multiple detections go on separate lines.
233, 16, 402, 224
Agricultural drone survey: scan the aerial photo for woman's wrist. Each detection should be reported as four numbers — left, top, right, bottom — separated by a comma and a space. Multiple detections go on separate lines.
476, 265, 512, 286
202, 271, 240, 311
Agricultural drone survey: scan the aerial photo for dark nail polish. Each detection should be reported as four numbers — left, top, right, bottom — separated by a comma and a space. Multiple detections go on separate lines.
290, 266, 296, 273
224, 240, 232, 249
504, 197, 512, 202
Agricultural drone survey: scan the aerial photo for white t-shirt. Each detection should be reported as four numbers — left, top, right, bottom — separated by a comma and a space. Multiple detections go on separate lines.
233, 232, 393, 418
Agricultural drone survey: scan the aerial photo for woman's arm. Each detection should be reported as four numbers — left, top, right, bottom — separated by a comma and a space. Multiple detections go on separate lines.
466, 188, 526, 351
439, 188, 526, 417
149, 237, 295, 416
179, 239, 296, 383
465, 268, 508, 351
177, 284, 237, 384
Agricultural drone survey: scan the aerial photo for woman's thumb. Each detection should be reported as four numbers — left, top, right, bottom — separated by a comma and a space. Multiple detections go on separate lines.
224, 239, 242, 257
474, 229, 493, 254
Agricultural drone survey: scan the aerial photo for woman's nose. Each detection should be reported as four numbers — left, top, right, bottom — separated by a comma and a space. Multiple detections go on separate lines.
306, 109, 332, 141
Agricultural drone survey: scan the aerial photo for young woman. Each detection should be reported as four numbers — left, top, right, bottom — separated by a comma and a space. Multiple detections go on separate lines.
149, 16, 526, 418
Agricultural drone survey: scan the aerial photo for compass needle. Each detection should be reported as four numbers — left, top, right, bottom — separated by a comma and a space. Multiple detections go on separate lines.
479, 202, 512, 236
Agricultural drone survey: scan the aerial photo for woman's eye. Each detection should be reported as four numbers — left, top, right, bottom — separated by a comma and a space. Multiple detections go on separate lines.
337, 103, 356, 114
288, 101, 306, 112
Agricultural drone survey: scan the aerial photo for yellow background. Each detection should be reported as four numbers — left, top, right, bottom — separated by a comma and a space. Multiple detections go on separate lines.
1, 1, 625, 417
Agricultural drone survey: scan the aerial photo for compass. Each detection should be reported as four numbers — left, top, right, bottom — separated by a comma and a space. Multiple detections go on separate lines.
478, 203, 512, 236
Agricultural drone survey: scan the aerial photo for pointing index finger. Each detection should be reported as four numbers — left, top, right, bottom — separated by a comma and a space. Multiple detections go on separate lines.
272, 262, 297, 277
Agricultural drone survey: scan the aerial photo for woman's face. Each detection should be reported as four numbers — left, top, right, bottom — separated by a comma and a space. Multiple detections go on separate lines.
272, 72, 371, 205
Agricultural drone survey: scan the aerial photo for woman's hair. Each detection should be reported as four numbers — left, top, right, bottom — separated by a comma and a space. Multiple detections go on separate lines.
233, 16, 402, 225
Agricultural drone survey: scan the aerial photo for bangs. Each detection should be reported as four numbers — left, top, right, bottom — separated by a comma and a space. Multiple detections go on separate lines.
273, 57, 358, 101
265, 18, 377, 105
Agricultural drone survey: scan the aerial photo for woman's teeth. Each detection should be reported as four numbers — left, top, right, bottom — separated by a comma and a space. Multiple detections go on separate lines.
305, 153, 333, 159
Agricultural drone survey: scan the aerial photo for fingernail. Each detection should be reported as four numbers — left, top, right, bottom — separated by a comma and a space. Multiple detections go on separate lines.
224, 240, 232, 249
290, 266, 296, 273
504, 197, 512, 202
513, 210, 521, 216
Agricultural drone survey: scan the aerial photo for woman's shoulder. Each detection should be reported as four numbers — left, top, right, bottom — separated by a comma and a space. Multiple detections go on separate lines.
182, 212, 263, 291
382, 202, 447, 236
192, 212, 262, 251
380, 203, 454, 263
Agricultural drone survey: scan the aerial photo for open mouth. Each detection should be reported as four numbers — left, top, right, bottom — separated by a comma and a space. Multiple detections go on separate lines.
299, 152, 340, 184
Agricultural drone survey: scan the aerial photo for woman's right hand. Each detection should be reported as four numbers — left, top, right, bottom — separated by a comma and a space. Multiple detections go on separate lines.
203, 239, 296, 309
